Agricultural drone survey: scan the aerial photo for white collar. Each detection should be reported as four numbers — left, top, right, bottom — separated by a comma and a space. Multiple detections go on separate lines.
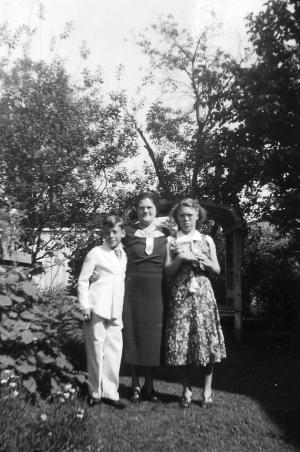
134, 222, 164, 255
177, 230, 202, 241
134, 222, 164, 238
135, 222, 156, 233
102, 242, 123, 253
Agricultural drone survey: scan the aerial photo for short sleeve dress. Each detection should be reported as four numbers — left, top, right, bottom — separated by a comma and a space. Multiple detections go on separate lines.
122, 224, 167, 366
165, 230, 226, 367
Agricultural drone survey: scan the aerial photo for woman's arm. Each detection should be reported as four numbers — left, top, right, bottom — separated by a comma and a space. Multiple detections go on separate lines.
197, 236, 220, 275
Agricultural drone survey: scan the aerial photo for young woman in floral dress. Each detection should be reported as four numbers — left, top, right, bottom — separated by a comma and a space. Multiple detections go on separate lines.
164, 198, 226, 408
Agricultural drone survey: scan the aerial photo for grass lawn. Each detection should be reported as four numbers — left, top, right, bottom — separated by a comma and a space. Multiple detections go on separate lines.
1, 329, 300, 452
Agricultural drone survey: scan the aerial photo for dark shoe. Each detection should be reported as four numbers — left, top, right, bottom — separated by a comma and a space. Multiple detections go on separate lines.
202, 392, 213, 408
130, 386, 141, 403
88, 396, 101, 407
141, 387, 160, 403
102, 398, 127, 410
180, 395, 192, 409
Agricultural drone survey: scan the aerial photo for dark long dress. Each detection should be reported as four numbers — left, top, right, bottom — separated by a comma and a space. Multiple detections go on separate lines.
123, 225, 167, 366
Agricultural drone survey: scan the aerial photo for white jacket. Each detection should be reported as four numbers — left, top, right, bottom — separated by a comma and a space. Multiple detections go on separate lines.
78, 244, 127, 320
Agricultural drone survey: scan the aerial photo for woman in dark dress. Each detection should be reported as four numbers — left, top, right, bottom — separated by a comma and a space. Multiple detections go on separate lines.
123, 192, 167, 403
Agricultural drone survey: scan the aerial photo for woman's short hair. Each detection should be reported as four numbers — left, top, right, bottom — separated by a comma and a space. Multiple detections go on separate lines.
171, 198, 207, 225
103, 215, 125, 230
134, 191, 159, 211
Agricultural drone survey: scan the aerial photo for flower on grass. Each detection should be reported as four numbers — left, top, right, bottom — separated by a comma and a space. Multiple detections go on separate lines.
76, 408, 85, 419
9, 382, 17, 388
12, 390, 19, 397
1, 379, 8, 384
41, 414, 48, 421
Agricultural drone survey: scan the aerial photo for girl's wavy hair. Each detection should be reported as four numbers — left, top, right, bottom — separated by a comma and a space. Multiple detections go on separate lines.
170, 198, 207, 228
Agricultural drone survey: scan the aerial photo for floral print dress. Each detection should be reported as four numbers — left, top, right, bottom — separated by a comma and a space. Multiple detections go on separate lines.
165, 230, 226, 367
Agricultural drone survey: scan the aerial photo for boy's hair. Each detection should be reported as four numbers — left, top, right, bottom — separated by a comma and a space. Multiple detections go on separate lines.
102, 215, 125, 230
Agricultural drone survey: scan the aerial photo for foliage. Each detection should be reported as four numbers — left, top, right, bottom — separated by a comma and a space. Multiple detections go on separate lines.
243, 223, 300, 329
0, 196, 23, 259
121, 15, 267, 222
119, 8, 300, 237
235, 0, 300, 233
0, 265, 86, 400
0, 398, 97, 452
0, 25, 138, 264
2, 332, 300, 451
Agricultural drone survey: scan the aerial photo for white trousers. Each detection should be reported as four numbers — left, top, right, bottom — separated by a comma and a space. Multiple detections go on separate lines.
84, 313, 123, 401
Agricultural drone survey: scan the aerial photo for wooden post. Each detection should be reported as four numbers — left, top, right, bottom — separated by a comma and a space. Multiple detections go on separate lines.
233, 229, 242, 341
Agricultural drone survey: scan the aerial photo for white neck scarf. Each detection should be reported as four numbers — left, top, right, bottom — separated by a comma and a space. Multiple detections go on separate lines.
134, 223, 164, 255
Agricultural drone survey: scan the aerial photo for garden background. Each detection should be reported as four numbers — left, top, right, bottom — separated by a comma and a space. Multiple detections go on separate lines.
0, 0, 299, 451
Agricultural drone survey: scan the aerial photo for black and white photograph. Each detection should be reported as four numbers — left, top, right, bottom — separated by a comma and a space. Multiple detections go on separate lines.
0, 0, 299, 450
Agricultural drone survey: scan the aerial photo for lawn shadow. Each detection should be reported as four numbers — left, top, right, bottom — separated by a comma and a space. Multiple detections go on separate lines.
72, 319, 300, 448
120, 324, 300, 449
213, 326, 300, 449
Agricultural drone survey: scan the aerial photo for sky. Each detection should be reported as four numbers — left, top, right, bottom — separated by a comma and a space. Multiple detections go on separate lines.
1, 0, 266, 95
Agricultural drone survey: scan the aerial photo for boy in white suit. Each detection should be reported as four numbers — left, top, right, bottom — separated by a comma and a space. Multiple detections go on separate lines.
78, 215, 127, 408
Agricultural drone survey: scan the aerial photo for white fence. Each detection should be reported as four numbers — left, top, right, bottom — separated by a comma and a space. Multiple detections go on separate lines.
2, 228, 72, 291
33, 229, 71, 291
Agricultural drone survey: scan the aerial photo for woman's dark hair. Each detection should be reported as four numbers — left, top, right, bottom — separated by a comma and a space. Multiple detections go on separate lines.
103, 215, 125, 230
134, 191, 160, 211
171, 198, 207, 227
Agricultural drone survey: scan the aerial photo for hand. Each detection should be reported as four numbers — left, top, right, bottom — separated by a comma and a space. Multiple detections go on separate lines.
195, 252, 211, 269
83, 309, 91, 322
179, 251, 198, 262
89, 271, 100, 284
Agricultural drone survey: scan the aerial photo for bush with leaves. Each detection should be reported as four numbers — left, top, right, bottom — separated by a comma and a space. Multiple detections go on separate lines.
243, 223, 300, 330
65, 228, 104, 295
0, 265, 87, 400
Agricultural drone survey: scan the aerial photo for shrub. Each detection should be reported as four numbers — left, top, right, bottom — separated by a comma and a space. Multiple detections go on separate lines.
0, 265, 87, 400
243, 223, 300, 330
65, 229, 103, 294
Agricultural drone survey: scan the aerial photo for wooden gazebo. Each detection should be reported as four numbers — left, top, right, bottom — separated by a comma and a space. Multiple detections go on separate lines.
159, 199, 243, 341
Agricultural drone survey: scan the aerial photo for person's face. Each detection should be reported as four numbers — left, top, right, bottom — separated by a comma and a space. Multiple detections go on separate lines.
176, 206, 198, 234
104, 224, 125, 250
137, 198, 157, 226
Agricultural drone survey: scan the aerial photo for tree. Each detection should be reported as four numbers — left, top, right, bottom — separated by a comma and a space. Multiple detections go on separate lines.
243, 222, 300, 329
235, 0, 300, 234
124, 15, 265, 220
0, 37, 137, 262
